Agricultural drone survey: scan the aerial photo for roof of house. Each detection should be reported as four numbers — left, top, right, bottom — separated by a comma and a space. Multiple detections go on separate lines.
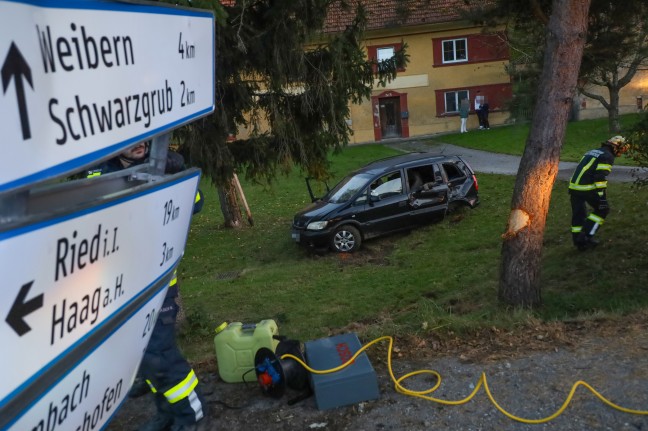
322, 0, 471, 34
218, 1, 474, 34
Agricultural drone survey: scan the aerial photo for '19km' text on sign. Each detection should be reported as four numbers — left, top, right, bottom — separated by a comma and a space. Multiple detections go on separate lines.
0, 0, 214, 192
0, 170, 200, 409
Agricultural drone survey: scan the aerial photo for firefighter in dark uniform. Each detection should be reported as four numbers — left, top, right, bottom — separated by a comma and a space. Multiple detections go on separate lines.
568, 135, 628, 251
86, 141, 208, 431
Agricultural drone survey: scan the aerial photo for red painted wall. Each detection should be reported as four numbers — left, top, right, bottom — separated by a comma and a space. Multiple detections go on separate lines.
432, 32, 509, 67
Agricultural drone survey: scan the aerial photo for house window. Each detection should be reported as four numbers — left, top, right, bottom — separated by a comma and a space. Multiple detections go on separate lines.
376, 47, 395, 72
445, 90, 469, 113
377, 47, 395, 62
368, 43, 405, 72
442, 38, 467, 63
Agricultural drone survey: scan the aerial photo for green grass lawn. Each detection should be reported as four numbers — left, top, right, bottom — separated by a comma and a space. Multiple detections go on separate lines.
178, 141, 648, 362
429, 113, 641, 164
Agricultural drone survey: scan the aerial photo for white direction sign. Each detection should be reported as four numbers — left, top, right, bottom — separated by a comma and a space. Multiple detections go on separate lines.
0, 0, 214, 192
7, 287, 167, 431
0, 170, 200, 408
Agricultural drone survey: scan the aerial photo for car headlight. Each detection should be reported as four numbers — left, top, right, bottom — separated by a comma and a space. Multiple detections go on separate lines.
307, 220, 328, 230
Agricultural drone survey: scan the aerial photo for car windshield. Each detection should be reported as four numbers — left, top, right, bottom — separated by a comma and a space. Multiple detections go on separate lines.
325, 173, 372, 203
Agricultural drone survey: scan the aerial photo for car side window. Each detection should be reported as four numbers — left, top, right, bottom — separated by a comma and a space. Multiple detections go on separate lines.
370, 172, 403, 199
354, 189, 368, 205
442, 162, 466, 182
407, 165, 436, 193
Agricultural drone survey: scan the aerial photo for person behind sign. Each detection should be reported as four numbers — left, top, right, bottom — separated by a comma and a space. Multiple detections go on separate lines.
85, 141, 208, 431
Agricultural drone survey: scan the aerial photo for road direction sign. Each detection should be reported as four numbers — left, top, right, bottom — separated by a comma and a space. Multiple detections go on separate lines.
0, 169, 200, 409
0, 0, 215, 193
5, 285, 167, 430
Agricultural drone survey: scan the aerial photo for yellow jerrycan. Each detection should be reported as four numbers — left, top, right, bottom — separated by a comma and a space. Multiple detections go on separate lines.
213, 320, 279, 383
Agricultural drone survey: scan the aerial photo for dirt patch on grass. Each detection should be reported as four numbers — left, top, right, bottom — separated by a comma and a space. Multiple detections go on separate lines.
396, 312, 648, 363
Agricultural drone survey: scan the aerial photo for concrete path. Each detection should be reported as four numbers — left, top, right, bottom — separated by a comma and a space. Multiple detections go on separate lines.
385, 140, 645, 183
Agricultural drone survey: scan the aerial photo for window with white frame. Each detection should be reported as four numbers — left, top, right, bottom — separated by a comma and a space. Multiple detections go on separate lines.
377, 46, 395, 72
445, 90, 469, 113
369, 43, 405, 72
442, 38, 467, 63
377, 46, 395, 62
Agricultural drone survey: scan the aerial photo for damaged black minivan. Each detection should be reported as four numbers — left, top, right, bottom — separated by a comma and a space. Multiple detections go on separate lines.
291, 152, 479, 253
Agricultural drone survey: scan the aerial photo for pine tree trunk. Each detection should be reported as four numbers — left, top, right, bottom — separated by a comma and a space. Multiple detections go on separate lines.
499, 0, 591, 307
218, 177, 243, 228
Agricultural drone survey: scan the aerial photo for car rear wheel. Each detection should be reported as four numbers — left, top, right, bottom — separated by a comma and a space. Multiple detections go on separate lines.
330, 225, 362, 253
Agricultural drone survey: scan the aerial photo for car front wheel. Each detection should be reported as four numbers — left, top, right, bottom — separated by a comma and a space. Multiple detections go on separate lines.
330, 225, 362, 253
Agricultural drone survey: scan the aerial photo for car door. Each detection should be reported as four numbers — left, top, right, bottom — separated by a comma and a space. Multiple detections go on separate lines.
441, 161, 469, 204
406, 164, 449, 225
355, 170, 411, 237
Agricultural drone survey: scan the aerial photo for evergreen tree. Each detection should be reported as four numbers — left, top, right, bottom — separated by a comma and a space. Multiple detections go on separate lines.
460, 0, 549, 122
168, 0, 407, 226
627, 111, 648, 187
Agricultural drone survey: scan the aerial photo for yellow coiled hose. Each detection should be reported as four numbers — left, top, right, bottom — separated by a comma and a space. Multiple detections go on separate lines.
280, 335, 648, 424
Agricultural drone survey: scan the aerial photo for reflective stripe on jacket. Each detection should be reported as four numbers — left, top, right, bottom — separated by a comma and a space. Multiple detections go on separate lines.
569, 147, 614, 192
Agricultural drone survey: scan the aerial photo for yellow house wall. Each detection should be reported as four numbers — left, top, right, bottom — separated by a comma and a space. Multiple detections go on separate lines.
576, 69, 648, 120
233, 25, 648, 144
348, 26, 512, 144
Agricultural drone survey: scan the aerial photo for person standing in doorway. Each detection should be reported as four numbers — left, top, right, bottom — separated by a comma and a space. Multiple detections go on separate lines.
459, 98, 469, 133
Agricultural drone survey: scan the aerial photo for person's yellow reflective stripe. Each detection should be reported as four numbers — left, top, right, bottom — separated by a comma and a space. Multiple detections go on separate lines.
571, 226, 582, 233
170, 269, 178, 286
87, 172, 101, 178
573, 158, 596, 185
145, 379, 157, 393
595, 181, 607, 189
587, 213, 605, 224
195, 192, 201, 203
569, 183, 596, 191
163, 370, 199, 404
596, 163, 612, 171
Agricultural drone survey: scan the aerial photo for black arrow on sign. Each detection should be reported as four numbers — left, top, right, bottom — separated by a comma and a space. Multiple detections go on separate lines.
2, 42, 33, 140
6, 281, 43, 336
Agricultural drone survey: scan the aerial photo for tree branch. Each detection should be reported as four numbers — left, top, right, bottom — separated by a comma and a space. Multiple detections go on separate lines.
579, 87, 610, 110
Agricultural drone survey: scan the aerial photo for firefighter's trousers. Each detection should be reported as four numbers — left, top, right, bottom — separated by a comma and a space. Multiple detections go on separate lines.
570, 189, 610, 244
140, 295, 205, 426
